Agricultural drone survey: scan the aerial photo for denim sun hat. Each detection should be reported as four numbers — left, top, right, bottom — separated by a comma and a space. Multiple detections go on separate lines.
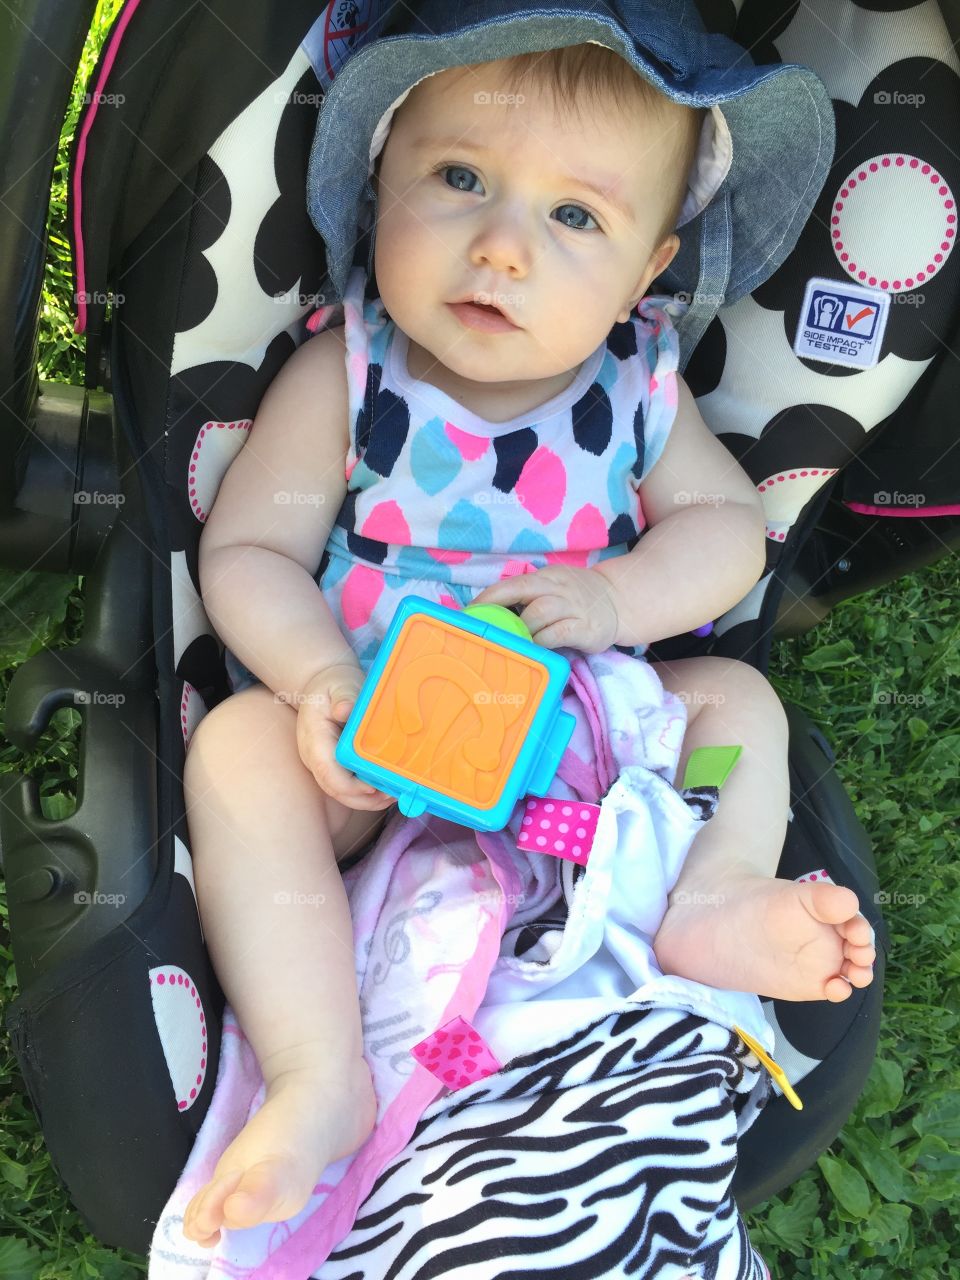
305, 0, 835, 368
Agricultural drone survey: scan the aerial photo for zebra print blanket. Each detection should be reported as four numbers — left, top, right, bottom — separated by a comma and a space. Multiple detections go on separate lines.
149, 650, 774, 1279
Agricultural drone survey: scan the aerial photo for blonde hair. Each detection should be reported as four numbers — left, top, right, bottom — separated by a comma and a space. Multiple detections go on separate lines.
492, 44, 705, 245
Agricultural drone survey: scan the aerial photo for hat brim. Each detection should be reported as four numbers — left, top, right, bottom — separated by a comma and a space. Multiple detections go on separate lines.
306, 9, 834, 312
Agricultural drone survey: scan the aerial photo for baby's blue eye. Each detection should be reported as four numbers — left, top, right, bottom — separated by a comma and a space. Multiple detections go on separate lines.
553, 204, 598, 231
441, 165, 481, 193
436, 166, 600, 231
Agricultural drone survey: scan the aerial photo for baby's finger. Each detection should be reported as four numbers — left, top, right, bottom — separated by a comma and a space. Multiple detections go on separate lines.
471, 576, 542, 610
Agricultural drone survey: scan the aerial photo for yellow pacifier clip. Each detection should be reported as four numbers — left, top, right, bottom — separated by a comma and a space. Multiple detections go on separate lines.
733, 1025, 803, 1111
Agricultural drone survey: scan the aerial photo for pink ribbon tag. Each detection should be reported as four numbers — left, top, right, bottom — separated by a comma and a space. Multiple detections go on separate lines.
410, 1016, 502, 1091
516, 797, 600, 865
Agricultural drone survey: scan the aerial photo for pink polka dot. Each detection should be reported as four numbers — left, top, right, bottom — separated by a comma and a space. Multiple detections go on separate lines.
554, 840, 566, 852
361, 500, 410, 546
340, 563, 384, 631
562, 806, 572, 816
536, 836, 546, 846
515, 447, 566, 524
444, 423, 489, 461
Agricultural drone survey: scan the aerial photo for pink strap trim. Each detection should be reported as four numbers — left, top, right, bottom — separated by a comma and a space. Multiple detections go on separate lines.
517, 796, 601, 866
845, 501, 960, 518
411, 1015, 501, 1090
72, 0, 144, 334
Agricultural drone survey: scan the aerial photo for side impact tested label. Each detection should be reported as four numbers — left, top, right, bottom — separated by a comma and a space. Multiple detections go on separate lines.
793, 277, 890, 369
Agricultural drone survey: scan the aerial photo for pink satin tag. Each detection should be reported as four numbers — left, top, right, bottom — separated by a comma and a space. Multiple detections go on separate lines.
410, 1016, 502, 1091
516, 797, 600, 865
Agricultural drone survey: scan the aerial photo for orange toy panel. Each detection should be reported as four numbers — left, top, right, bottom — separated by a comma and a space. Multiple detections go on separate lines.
353, 614, 548, 811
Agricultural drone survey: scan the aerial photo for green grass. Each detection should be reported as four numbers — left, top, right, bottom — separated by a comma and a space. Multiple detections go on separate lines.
0, 2, 958, 1276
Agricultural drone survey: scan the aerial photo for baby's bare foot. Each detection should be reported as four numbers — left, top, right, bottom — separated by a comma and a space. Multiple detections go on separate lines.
182, 1058, 377, 1248
653, 873, 876, 1002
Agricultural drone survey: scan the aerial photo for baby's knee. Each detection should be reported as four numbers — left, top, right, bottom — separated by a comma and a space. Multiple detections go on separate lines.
185, 686, 290, 779
700, 657, 787, 734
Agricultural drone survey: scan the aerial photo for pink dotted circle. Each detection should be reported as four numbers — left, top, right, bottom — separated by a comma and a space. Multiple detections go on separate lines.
188, 421, 252, 521
832, 154, 955, 290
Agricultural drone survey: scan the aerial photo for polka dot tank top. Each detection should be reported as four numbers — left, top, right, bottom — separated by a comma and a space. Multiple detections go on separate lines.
314, 267, 685, 672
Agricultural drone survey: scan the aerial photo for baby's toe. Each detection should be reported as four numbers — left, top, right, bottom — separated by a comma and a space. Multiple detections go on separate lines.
845, 940, 876, 969
221, 1158, 294, 1229
839, 913, 875, 946
823, 974, 854, 1003
841, 958, 875, 988
184, 1170, 242, 1241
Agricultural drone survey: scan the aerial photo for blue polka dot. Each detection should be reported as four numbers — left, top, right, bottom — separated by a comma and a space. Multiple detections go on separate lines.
594, 349, 619, 395
410, 418, 462, 495
392, 545, 454, 586
350, 457, 379, 490
369, 324, 390, 368
439, 499, 492, 552
508, 529, 552, 555
607, 442, 635, 514
319, 553, 351, 589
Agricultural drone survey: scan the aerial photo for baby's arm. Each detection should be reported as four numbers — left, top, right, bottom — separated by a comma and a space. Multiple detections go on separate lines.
592, 376, 766, 647
198, 326, 356, 700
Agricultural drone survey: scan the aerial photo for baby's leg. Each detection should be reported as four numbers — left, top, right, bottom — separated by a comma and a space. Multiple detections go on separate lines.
180, 686, 390, 1247
647, 656, 875, 1002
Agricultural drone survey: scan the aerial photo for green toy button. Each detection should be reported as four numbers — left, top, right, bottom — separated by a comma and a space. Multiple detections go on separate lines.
463, 603, 534, 644
681, 745, 742, 791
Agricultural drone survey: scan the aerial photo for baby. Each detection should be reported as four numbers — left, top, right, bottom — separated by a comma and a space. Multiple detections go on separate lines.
181, 46, 875, 1246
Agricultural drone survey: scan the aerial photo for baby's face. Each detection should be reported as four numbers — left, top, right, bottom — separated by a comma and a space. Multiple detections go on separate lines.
373, 59, 682, 390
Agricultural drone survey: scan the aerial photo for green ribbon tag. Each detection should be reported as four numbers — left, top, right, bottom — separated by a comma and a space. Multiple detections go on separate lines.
681, 745, 742, 791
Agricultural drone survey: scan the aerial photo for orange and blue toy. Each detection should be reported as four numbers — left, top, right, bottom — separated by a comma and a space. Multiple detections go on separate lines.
335, 595, 576, 831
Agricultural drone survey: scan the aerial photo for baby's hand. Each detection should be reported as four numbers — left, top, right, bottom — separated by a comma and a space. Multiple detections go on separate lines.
470, 566, 620, 653
295, 663, 396, 810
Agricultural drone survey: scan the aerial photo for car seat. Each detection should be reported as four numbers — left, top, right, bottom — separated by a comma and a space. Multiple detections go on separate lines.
1, 0, 958, 1259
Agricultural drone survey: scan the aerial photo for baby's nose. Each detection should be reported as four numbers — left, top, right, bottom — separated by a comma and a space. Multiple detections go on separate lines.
471, 209, 535, 275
